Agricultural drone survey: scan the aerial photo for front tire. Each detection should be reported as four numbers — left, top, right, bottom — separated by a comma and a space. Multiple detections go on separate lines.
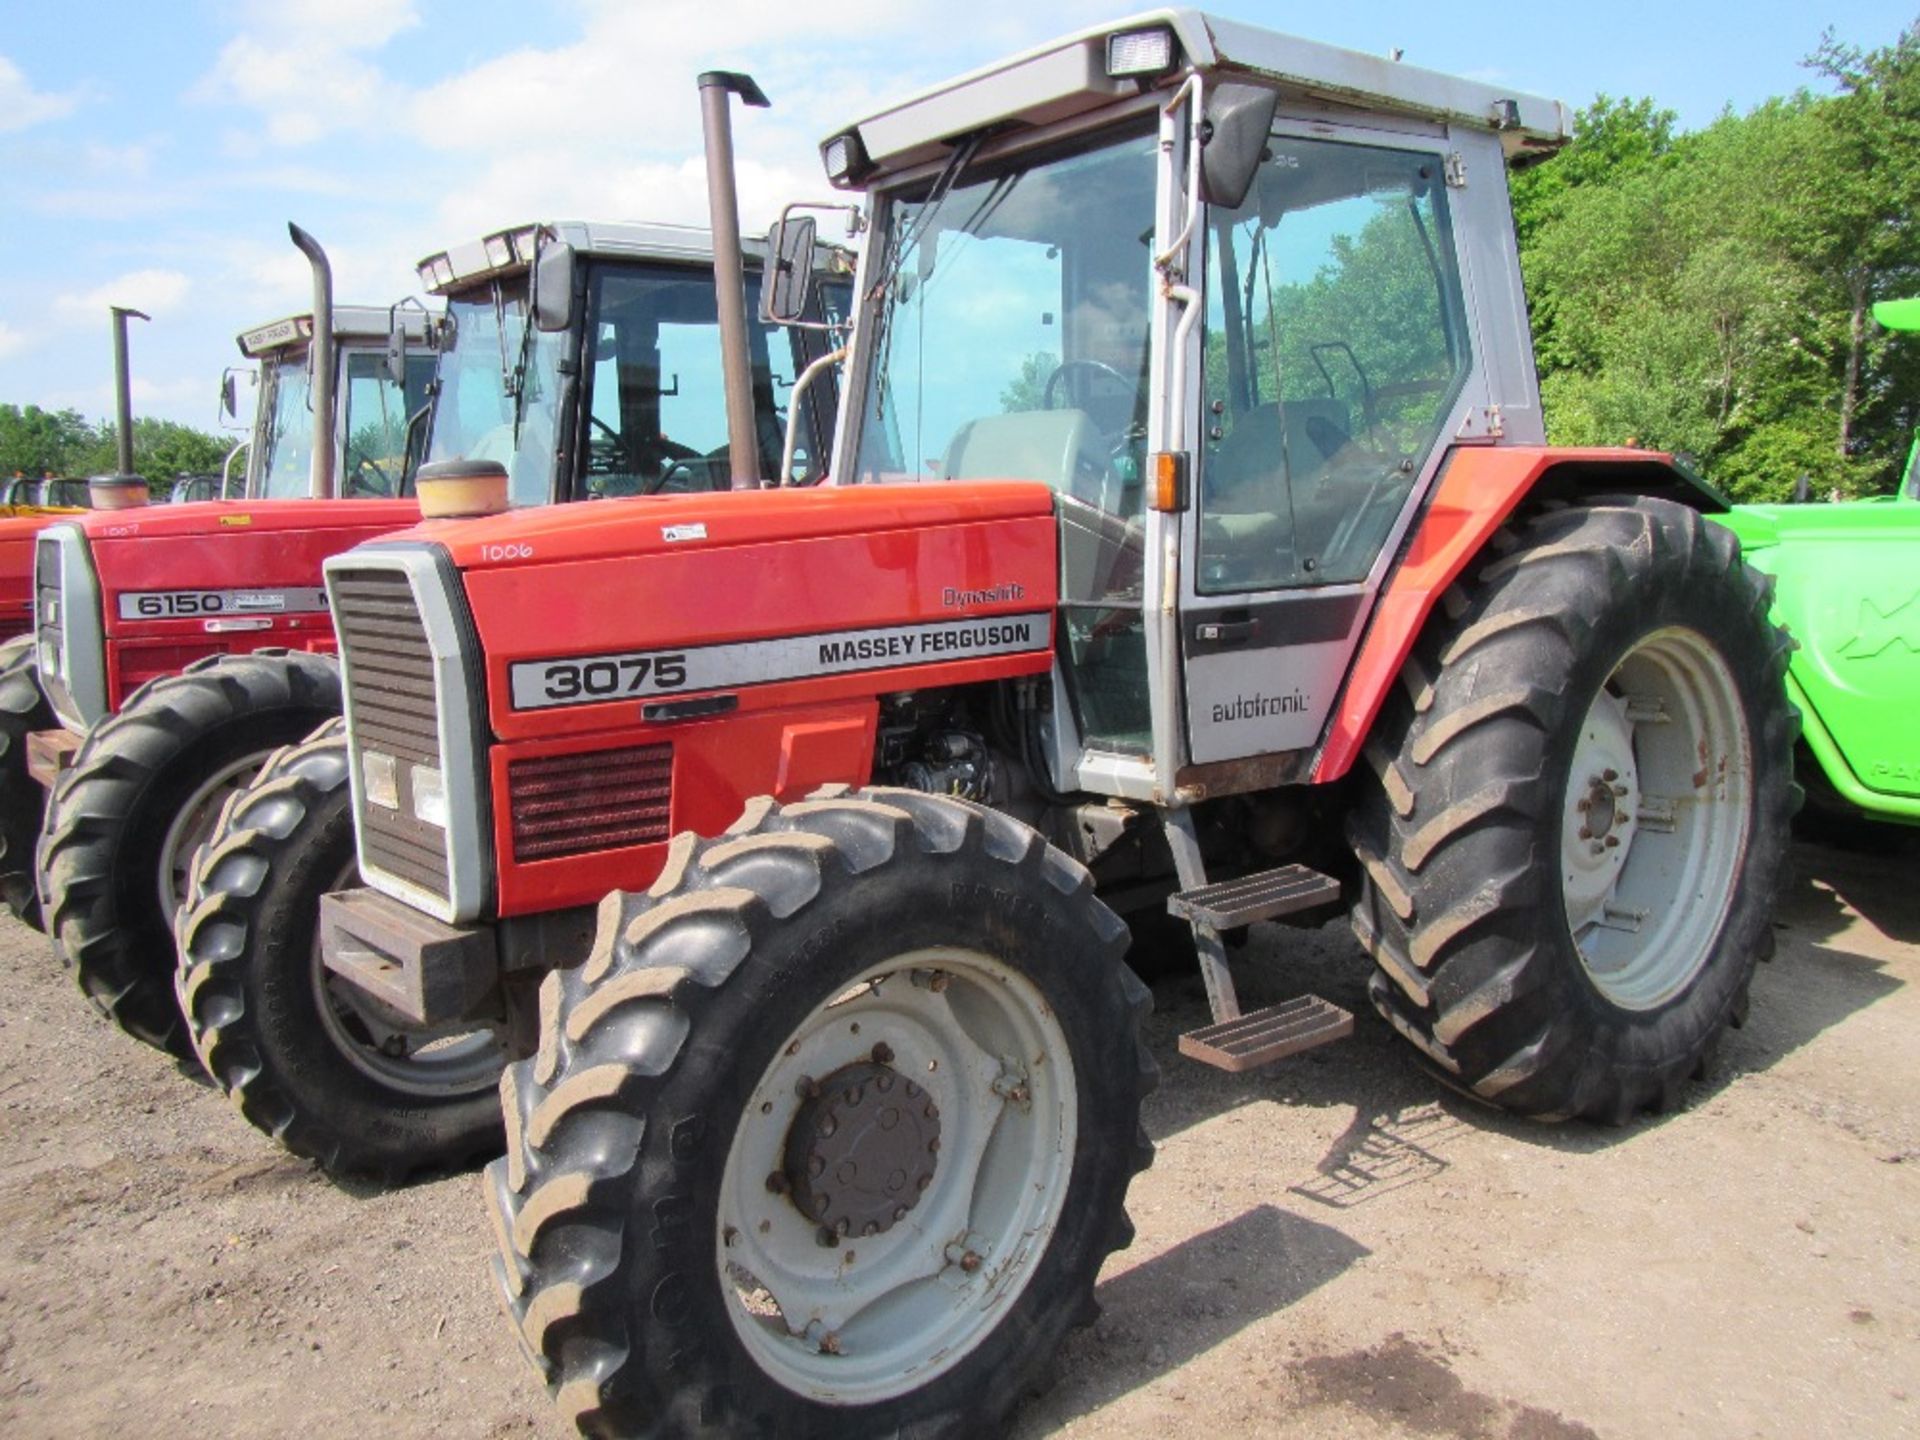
0, 650, 52, 927
1349, 499, 1796, 1122
38, 651, 342, 1057
486, 788, 1155, 1438
177, 720, 506, 1179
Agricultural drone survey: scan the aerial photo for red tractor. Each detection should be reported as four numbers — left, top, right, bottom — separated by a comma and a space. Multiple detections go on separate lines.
194, 18, 1792, 1435
0, 235, 437, 924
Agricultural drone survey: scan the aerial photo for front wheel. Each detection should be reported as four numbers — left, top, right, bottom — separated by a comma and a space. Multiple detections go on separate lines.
486, 788, 1155, 1437
177, 720, 506, 1180
0, 650, 52, 927
37, 651, 342, 1056
1350, 499, 1797, 1122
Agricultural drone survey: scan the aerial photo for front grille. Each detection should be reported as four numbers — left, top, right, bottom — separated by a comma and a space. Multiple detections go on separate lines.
34, 537, 60, 675
508, 743, 672, 862
331, 567, 452, 903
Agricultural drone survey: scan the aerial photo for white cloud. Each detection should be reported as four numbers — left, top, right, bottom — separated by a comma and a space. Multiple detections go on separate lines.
195, 0, 420, 145
0, 321, 29, 361
54, 269, 193, 323
0, 55, 78, 134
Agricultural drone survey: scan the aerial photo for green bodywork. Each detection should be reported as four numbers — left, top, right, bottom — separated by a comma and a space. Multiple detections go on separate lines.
1720, 503, 1920, 822
1720, 485, 1917, 818
1709, 295, 1920, 825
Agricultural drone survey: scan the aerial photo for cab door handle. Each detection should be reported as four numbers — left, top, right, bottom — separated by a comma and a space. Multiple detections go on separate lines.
1196, 619, 1255, 645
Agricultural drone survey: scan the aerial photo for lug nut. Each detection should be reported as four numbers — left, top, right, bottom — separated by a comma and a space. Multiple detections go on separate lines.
1604, 836, 1620, 849
795, 1076, 818, 1100
1603, 768, 1619, 782
817, 1225, 839, 1248
765, 1171, 789, 1195
872, 1042, 894, 1065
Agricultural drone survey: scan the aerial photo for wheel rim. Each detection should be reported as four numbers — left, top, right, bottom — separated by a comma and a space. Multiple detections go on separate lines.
716, 947, 1077, 1404
1560, 626, 1752, 1010
308, 863, 505, 1096
158, 753, 271, 917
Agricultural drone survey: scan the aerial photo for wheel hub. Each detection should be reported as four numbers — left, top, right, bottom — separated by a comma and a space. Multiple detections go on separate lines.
782, 1061, 940, 1240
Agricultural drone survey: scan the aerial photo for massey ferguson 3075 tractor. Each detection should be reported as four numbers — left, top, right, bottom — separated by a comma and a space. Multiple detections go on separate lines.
1715, 296, 1920, 830
234, 17, 1788, 1432
164, 217, 842, 1176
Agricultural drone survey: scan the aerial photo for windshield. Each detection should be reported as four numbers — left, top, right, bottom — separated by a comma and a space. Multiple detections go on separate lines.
578, 262, 810, 497
341, 350, 435, 498
255, 352, 314, 499
849, 124, 1158, 512
423, 280, 564, 507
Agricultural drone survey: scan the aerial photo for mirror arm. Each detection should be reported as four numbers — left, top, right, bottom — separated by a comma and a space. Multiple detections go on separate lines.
779, 344, 846, 485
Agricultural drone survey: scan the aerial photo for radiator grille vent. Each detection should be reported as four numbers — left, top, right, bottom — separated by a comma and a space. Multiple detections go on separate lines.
331, 568, 450, 902
508, 743, 673, 862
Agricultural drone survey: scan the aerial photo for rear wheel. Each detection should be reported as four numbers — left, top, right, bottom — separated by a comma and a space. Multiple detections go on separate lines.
486, 788, 1155, 1437
1349, 500, 1796, 1122
0, 650, 52, 927
177, 720, 506, 1179
38, 651, 342, 1057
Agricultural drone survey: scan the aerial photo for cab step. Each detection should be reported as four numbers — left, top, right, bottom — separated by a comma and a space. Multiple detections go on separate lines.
1179, 995, 1355, 1072
1166, 864, 1340, 930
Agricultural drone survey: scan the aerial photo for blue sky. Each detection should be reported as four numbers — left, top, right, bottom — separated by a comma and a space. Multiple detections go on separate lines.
0, 1, 1911, 434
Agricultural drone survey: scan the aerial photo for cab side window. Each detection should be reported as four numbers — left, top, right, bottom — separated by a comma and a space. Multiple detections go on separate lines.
1199, 139, 1471, 592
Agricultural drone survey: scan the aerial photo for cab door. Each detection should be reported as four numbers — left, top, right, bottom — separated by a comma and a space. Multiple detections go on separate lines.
1179, 125, 1490, 768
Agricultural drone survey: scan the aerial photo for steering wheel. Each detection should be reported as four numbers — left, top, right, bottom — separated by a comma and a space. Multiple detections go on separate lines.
1043, 360, 1133, 426
347, 454, 394, 497
585, 415, 628, 479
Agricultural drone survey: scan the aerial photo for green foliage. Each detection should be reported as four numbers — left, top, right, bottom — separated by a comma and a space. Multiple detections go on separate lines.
999, 352, 1058, 413
1522, 24, 1920, 501
0, 406, 233, 498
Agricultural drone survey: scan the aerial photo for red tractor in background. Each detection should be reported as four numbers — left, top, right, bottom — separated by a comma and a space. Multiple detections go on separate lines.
39, 217, 843, 1179
0, 231, 436, 924
187, 17, 1793, 1435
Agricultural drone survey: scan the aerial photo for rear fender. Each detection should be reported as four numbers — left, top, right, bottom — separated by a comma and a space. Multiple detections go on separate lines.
1312, 446, 1718, 785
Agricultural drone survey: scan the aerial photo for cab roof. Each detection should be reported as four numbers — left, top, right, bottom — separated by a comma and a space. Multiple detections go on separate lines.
832, 9, 1571, 183
235, 305, 431, 361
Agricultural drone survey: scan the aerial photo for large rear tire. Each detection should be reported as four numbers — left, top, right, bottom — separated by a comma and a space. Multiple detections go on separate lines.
486, 788, 1155, 1438
38, 651, 342, 1057
1349, 499, 1796, 1122
177, 720, 506, 1179
0, 650, 52, 928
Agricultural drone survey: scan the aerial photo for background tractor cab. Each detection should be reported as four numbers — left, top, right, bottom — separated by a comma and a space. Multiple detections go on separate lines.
413, 218, 840, 503
1716, 293, 1920, 827
231, 305, 436, 502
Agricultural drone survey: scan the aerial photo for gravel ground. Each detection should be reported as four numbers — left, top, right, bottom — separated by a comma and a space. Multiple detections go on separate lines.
0, 834, 1913, 1438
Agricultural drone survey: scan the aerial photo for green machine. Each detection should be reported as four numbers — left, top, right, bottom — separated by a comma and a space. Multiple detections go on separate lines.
1717, 297, 1920, 825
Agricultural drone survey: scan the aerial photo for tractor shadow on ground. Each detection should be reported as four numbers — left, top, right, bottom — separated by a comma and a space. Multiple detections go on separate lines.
1778, 833, 1920, 947
1131, 831, 1911, 1177
1013, 1202, 1370, 1434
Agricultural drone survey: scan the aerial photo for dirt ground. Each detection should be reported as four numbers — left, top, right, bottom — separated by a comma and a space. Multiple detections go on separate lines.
0, 835, 1913, 1439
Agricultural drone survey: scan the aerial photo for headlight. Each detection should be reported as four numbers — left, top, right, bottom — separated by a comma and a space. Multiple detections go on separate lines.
362, 751, 399, 809
821, 130, 872, 187
1106, 26, 1178, 78
411, 764, 447, 829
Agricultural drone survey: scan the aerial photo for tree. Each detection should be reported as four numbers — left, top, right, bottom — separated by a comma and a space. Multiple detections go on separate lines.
0, 405, 95, 478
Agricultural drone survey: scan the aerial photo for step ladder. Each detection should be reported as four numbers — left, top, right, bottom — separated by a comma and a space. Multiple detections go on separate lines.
1162, 810, 1353, 1072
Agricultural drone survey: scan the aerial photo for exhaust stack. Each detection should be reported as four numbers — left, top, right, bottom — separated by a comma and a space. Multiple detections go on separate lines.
288, 223, 336, 500
698, 70, 771, 491
109, 305, 149, 476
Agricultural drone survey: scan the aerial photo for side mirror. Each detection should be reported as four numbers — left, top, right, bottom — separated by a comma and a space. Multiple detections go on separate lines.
760, 215, 817, 326
386, 325, 407, 386
533, 238, 576, 333
219, 372, 238, 420
1198, 81, 1281, 211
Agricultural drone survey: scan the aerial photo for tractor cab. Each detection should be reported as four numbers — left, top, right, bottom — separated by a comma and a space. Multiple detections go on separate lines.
236, 306, 437, 501
414, 220, 844, 507
806, 13, 1563, 806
